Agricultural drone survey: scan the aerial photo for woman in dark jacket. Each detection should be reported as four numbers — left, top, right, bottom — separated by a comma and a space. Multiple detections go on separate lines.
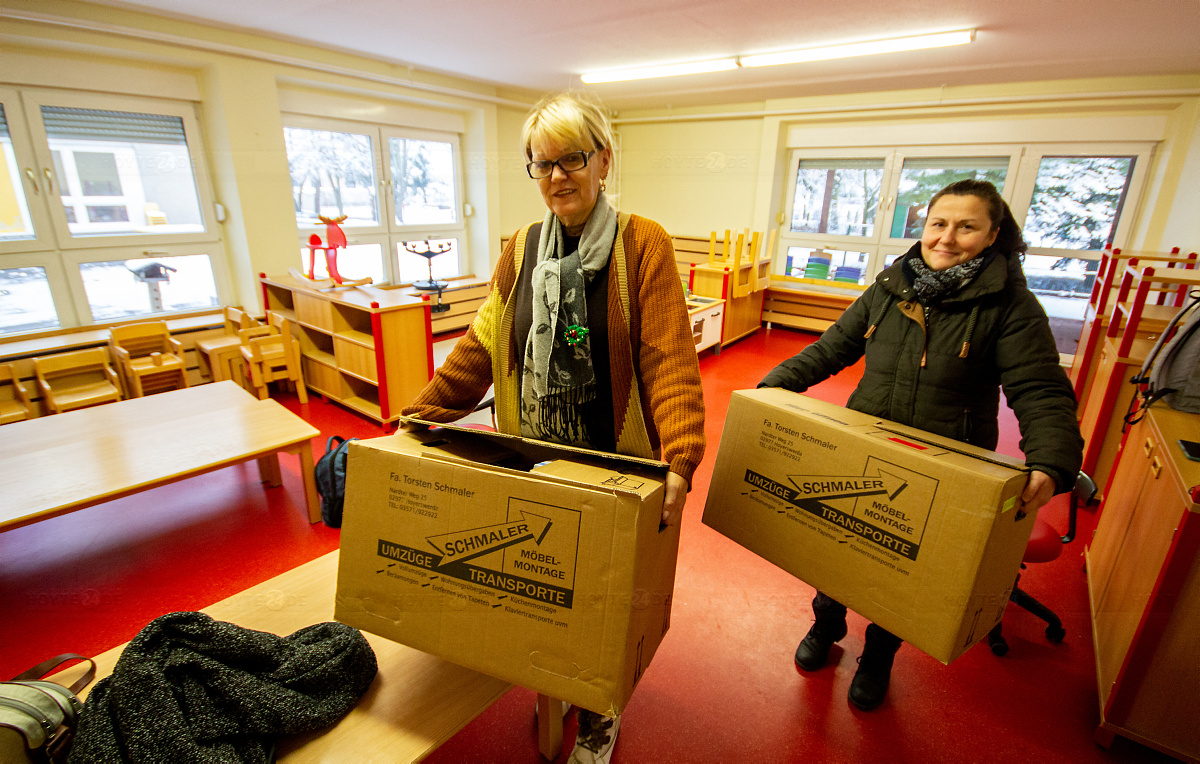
759, 179, 1083, 711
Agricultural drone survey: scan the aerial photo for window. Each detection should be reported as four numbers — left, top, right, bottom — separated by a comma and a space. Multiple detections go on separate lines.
790, 159, 885, 237
283, 117, 466, 287
80, 254, 219, 321
1023, 156, 1136, 251
0, 89, 221, 336
0, 106, 37, 244
389, 137, 457, 226
40, 106, 206, 238
302, 242, 386, 284
284, 126, 379, 227
783, 247, 869, 285
0, 266, 59, 333
890, 156, 1009, 239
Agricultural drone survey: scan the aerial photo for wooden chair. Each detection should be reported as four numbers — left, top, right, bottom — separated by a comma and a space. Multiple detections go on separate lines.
0, 363, 36, 424
196, 306, 256, 384
240, 314, 308, 404
33, 349, 123, 414
108, 321, 189, 398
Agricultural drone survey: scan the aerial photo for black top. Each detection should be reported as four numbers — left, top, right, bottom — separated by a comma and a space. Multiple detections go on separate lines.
511, 224, 615, 451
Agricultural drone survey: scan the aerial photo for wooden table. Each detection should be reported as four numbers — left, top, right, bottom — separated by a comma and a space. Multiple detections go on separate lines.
54, 551, 514, 762
0, 381, 322, 531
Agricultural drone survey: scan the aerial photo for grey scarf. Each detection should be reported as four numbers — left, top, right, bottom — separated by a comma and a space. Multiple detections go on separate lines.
906, 250, 990, 303
520, 192, 618, 445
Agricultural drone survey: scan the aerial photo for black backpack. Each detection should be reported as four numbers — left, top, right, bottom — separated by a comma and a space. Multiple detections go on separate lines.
315, 436, 357, 528
1129, 292, 1200, 422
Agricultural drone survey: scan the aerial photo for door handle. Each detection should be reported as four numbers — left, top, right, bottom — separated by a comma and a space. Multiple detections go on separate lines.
24, 168, 40, 194
43, 167, 54, 194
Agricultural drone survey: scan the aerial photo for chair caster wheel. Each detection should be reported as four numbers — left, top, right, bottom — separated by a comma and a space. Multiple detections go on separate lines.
989, 637, 1009, 656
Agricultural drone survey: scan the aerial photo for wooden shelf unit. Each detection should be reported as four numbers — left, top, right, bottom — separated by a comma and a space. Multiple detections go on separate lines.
1086, 405, 1200, 762
1069, 247, 1197, 404
259, 275, 434, 424
1079, 264, 1200, 499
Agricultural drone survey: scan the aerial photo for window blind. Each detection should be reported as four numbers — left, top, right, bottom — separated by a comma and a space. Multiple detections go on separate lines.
900, 156, 1009, 171
41, 106, 186, 144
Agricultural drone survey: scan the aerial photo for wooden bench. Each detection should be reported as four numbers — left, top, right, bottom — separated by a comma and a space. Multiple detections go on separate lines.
762, 283, 860, 334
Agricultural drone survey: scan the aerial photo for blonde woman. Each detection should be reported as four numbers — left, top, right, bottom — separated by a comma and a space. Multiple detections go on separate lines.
402, 91, 705, 763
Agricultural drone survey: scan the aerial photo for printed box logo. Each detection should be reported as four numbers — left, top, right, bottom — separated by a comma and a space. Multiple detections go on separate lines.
377, 496, 582, 607
743, 457, 938, 561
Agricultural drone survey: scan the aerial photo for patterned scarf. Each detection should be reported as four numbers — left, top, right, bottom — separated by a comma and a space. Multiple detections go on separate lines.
520, 192, 618, 446
906, 249, 991, 304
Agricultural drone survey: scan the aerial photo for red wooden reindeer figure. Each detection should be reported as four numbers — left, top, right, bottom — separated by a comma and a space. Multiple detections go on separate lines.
300, 214, 372, 288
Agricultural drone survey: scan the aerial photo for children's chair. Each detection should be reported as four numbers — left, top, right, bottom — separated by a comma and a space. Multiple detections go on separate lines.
239, 314, 308, 404
33, 349, 123, 414
0, 363, 36, 423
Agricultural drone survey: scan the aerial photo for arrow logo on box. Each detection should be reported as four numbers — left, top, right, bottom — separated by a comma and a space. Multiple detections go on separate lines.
786, 470, 908, 502
426, 512, 552, 568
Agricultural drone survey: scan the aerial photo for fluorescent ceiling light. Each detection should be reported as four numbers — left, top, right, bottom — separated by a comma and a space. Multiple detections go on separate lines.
579, 29, 975, 84
740, 30, 976, 68
581, 58, 738, 84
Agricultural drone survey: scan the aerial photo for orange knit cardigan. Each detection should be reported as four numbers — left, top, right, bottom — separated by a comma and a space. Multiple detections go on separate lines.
401, 212, 706, 484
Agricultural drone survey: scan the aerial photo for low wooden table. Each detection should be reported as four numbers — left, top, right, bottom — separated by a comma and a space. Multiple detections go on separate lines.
55, 551, 515, 762
0, 381, 322, 531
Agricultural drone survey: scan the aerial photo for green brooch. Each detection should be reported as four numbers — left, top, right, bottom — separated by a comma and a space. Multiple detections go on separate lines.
562, 324, 590, 346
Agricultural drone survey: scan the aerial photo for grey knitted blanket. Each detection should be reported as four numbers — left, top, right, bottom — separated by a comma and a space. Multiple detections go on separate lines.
67, 611, 377, 763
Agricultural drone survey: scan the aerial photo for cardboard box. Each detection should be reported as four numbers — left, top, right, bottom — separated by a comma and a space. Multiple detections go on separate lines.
702, 388, 1034, 664
334, 422, 678, 716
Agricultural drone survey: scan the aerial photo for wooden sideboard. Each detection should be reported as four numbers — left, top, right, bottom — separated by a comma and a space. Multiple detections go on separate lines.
1085, 404, 1200, 761
259, 275, 433, 425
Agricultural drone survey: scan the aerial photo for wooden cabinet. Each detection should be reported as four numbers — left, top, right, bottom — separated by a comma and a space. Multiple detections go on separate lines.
1086, 405, 1200, 761
260, 275, 433, 425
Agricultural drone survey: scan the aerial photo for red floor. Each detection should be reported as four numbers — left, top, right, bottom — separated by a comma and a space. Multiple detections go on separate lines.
0, 327, 1177, 763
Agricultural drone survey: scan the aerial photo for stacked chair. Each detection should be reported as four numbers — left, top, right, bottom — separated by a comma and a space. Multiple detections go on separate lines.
108, 321, 189, 398
196, 306, 256, 384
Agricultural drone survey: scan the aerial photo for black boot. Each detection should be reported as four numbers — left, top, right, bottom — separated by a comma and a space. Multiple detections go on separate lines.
794, 592, 848, 671
848, 623, 902, 711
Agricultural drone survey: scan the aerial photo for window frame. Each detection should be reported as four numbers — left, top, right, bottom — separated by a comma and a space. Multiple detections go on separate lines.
283, 114, 468, 286
19, 88, 219, 251
0, 88, 57, 256
778, 142, 1154, 286
1005, 142, 1155, 259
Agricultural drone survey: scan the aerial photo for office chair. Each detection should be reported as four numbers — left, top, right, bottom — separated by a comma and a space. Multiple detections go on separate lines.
987, 471, 1097, 656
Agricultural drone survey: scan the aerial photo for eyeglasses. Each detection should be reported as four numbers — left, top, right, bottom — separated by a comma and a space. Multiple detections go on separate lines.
526, 150, 594, 179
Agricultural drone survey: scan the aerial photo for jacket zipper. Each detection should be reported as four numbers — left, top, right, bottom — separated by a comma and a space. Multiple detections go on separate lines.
921, 306, 931, 367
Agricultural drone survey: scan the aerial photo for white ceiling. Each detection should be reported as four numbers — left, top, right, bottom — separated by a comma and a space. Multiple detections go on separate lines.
78, 0, 1200, 109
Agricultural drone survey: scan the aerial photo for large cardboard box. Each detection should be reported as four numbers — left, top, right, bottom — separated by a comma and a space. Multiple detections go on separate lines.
334, 423, 677, 716
702, 388, 1034, 664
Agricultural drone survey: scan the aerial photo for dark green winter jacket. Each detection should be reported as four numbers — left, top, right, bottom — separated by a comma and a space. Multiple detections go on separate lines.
759, 243, 1083, 493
